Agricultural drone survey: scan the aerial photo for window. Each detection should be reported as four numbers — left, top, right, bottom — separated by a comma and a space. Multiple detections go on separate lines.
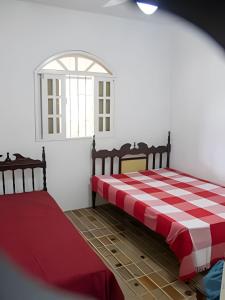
35, 52, 114, 140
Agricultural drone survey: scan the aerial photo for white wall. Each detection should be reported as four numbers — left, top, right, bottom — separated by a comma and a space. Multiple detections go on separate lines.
0, 0, 173, 210
170, 19, 225, 185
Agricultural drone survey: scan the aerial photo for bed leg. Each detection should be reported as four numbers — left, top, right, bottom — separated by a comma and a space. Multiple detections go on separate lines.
92, 191, 96, 209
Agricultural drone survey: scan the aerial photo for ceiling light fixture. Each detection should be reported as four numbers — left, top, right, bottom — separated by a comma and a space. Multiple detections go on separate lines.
136, 1, 158, 15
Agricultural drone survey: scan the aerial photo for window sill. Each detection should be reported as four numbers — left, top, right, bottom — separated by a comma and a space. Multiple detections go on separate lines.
35, 134, 114, 143
35, 136, 93, 143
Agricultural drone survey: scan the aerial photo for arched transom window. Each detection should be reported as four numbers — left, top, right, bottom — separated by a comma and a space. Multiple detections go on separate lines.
35, 52, 114, 140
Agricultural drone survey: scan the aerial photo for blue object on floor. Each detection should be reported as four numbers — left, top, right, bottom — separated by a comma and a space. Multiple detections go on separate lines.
203, 260, 224, 300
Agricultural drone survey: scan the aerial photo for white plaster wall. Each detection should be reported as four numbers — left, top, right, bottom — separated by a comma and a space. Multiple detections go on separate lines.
170, 19, 225, 185
0, 0, 172, 210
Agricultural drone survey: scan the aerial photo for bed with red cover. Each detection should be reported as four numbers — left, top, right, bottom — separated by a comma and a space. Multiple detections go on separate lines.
0, 150, 124, 300
91, 133, 225, 281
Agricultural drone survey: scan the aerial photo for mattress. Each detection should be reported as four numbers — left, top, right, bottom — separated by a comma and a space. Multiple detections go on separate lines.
92, 168, 225, 280
0, 191, 124, 300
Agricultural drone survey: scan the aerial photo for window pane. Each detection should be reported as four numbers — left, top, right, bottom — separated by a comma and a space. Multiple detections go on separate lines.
78, 78, 85, 95
59, 56, 75, 71
48, 79, 53, 95
106, 82, 110, 97
56, 79, 61, 96
56, 117, 61, 133
78, 94, 85, 137
86, 77, 93, 96
106, 99, 110, 114
99, 99, 103, 114
99, 117, 103, 132
48, 118, 54, 134
99, 81, 103, 97
78, 57, 93, 71
43, 60, 64, 71
48, 98, 53, 115
88, 63, 108, 73
106, 117, 110, 131
56, 98, 61, 114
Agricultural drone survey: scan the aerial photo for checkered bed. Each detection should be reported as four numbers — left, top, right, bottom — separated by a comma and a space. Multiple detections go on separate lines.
92, 168, 225, 280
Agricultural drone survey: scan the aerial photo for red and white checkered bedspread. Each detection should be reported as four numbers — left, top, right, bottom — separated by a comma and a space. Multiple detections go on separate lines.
92, 168, 225, 280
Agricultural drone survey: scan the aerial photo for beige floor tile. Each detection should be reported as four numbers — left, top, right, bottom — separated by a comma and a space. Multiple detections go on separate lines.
99, 236, 112, 245
98, 228, 112, 236
87, 215, 96, 222
117, 266, 134, 280
128, 279, 148, 296
80, 208, 92, 216
158, 269, 177, 284
148, 272, 168, 287
106, 244, 119, 253
79, 216, 96, 229
68, 205, 199, 300
72, 210, 83, 218
67, 214, 87, 231
107, 234, 120, 242
151, 288, 172, 300
97, 247, 111, 257
139, 276, 159, 292
172, 281, 195, 297
126, 263, 144, 277
114, 274, 140, 300
163, 285, 185, 300
90, 228, 106, 237
92, 220, 105, 228
105, 255, 122, 268
82, 231, 94, 239
136, 261, 154, 275
144, 258, 163, 271
88, 238, 104, 248
141, 293, 156, 300
115, 251, 132, 265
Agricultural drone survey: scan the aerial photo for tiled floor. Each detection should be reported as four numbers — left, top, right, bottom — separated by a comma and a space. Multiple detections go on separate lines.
65, 204, 204, 300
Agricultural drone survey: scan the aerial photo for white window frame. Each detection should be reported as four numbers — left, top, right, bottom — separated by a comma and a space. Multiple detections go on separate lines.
34, 51, 115, 141
94, 77, 115, 138
41, 73, 66, 140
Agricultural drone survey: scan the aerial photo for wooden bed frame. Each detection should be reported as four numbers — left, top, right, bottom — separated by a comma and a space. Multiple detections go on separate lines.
0, 147, 47, 194
92, 131, 171, 208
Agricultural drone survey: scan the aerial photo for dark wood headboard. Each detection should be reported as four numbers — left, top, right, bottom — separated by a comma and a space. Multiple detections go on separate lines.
92, 131, 171, 176
0, 147, 47, 195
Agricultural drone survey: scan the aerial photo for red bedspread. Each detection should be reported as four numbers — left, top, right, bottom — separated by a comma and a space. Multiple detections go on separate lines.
0, 191, 124, 300
92, 168, 225, 280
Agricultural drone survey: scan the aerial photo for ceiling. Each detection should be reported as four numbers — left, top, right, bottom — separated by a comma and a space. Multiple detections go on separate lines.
19, 0, 225, 50
18, 0, 180, 24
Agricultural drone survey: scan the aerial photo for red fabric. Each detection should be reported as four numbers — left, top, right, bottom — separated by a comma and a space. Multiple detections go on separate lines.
0, 191, 124, 300
92, 168, 225, 280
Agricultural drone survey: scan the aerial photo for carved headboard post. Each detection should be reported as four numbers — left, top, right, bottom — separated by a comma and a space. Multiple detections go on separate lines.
166, 131, 171, 168
92, 135, 96, 176
42, 147, 47, 191
5, 153, 11, 162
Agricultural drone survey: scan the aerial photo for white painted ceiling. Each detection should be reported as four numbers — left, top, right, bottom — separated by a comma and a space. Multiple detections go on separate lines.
18, 0, 177, 24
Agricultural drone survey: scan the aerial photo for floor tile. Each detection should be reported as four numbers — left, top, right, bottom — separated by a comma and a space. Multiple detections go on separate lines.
67, 204, 199, 300
126, 263, 144, 277
172, 281, 195, 297
117, 266, 134, 280
105, 255, 122, 268
141, 293, 156, 300
136, 261, 154, 275
89, 238, 104, 248
148, 272, 168, 287
128, 279, 147, 296
99, 236, 112, 245
151, 288, 172, 300
163, 285, 185, 300
139, 276, 158, 292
